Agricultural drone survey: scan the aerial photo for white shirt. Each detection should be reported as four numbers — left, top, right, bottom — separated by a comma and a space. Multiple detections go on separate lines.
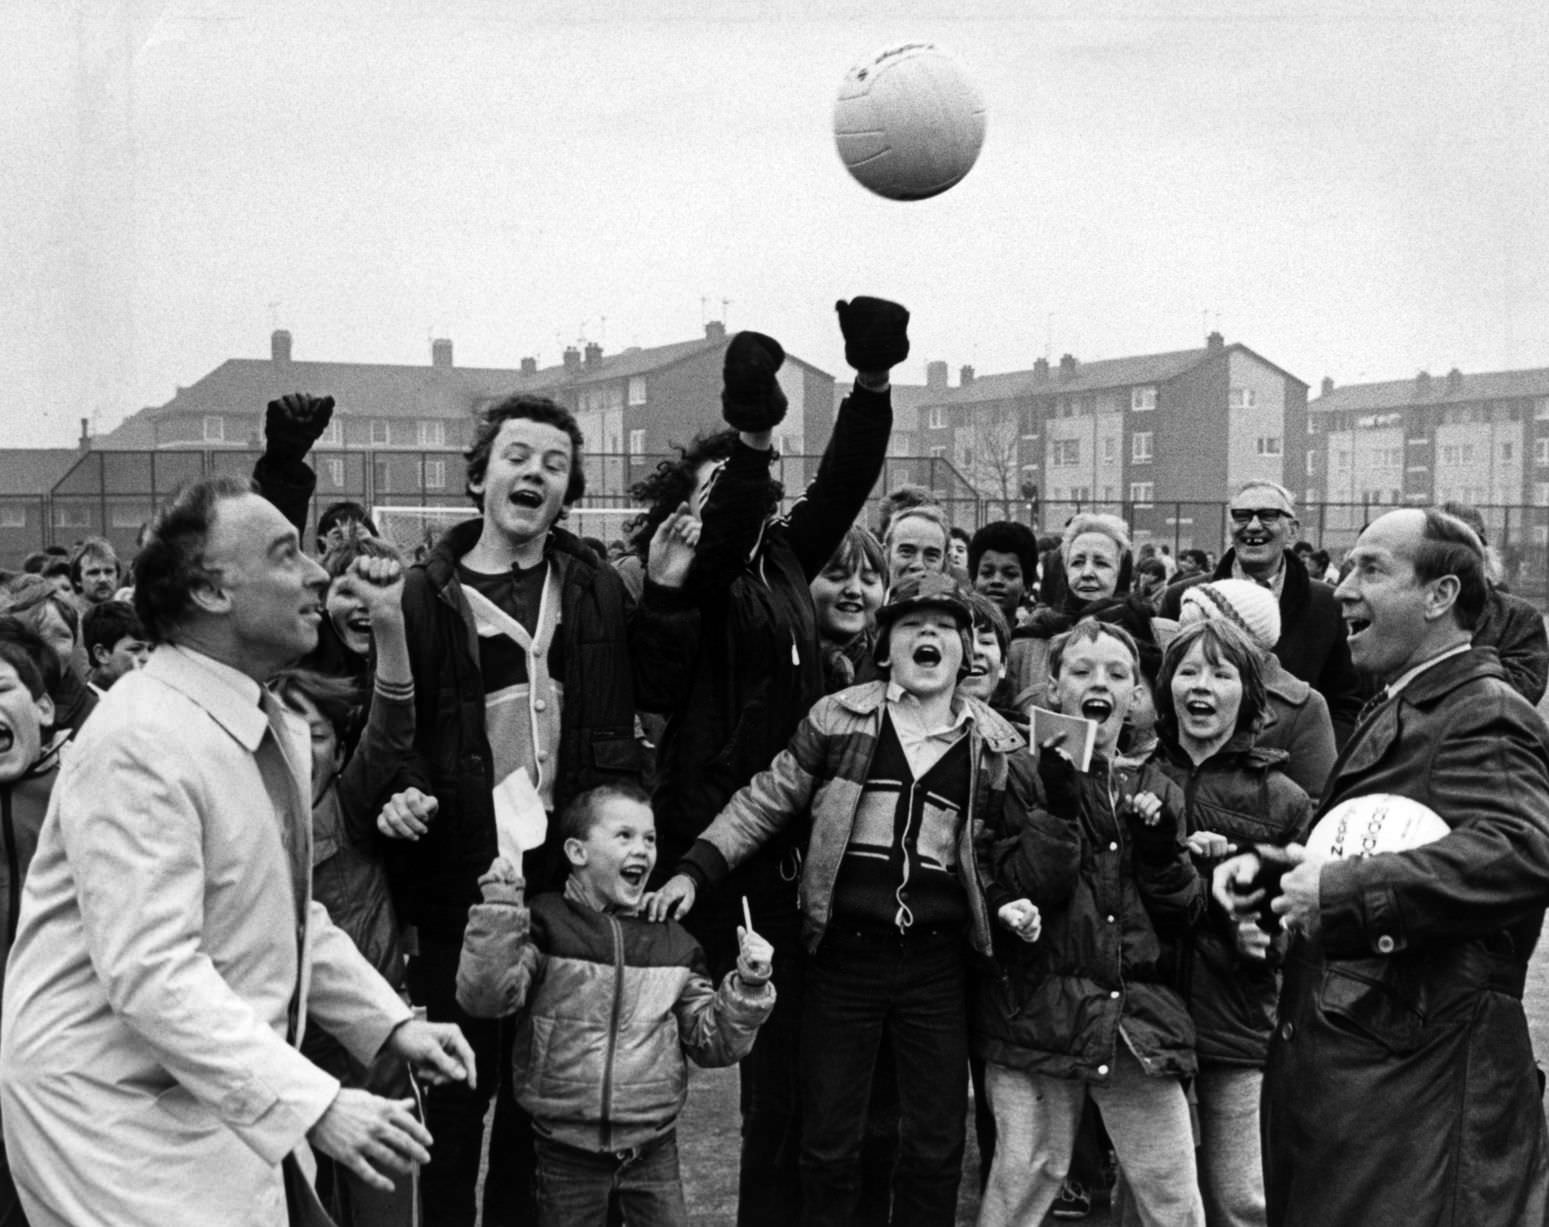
885, 682, 973, 777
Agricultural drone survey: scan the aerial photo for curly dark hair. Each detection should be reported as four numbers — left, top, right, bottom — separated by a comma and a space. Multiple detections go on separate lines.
464, 394, 587, 509
627, 430, 783, 556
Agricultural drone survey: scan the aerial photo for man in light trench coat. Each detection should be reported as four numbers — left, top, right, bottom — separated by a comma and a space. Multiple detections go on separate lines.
0, 476, 475, 1226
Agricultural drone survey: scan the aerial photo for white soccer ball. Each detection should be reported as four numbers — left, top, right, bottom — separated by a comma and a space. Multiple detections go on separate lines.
833, 41, 987, 202
1305, 793, 1450, 860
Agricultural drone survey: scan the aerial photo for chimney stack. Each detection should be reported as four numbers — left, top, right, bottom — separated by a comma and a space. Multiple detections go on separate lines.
1206, 330, 1225, 352
1414, 370, 1432, 399
1034, 357, 1050, 381
431, 337, 453, 368
926, 361, 948, 390
520, 357, 538, 376
1446, 367, 1463, 393
563, 346, 581, 373
705, 320, 727, 341
271, 329, 292, 363
78, 417, 91, 452
584, 341, 604, 369
1320, 376, 1334, 397
1058, 353, 1078, 381
960, 365, 975, 387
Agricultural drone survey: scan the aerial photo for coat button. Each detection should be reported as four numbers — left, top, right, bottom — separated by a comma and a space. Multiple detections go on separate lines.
537, 751, 549, 763
1280, 1021, 1295, 1041
1106, 914, 1116, 924
1109, 990, 1120, 1000
1377, 934, 1396, 954
1097, 1064, 1110, 1076
1108, 841, 1119, 852
534, 699, 547, 712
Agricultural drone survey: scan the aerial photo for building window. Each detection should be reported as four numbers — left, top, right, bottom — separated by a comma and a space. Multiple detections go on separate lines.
316, 418, 342, 447
1336, 449, 1352, 469
418, 420, 446, 447
1379, 447, 1402, 467
1502, 442, 1514, 461
1536, 483, 1549, 504
203, 416, 225, 443
930, 445, 947, 460
0, 505, 25, 528
370, 419, 391, 446
1101, 437, 1116, 463
1131, 386, 1157, 412
928, 407, 947, 430
1229, 387, 1258, 409
628, 377, 647, 406
1440, 444, 1475, 465
423, 459, 446, 490
53, 505, 91, 529
628, 428, 645, 455
1304, 488, 1319, 505
1129, 481, 1154, 507
1256, 436, 1283, 457
1051, 439, 1080, 467
325, 459, 345, 488
1131, 432, 1153, 463
1536, 398, 1549, 421
1306, 450, 1318, 476
1070, 486, 1091, 502
373, 460, 391, 494
1535, 525, 1549, 546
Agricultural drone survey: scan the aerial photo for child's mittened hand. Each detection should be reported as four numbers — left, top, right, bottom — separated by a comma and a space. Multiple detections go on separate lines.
997, 899, 1042, 943
1187, 830, 1232, 859
478, 857, 524, 905
736, 925, 774, 985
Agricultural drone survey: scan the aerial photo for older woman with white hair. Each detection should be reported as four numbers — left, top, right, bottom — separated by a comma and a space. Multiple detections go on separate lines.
1001, 512, 1159, 707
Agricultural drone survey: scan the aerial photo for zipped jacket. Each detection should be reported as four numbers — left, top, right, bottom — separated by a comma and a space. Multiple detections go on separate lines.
455, 885, 774, 1153
678, 681, 1029, 958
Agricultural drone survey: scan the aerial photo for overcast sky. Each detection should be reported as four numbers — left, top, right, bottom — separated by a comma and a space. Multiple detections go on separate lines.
6, 0, 1548, 448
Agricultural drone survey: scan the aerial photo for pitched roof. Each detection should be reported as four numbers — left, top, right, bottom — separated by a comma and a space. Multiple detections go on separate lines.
1310, 366, 1549, 414
96, 330, 828, 448
917, 347, 1214, 406
0, 449, 83, 496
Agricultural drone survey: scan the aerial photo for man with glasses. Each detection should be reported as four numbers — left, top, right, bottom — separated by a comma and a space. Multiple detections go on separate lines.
1161, 480, 1362, 746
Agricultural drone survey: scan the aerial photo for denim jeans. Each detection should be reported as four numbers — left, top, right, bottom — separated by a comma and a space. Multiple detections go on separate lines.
798, 927, 968, 1227
534, 1132, 686, 1227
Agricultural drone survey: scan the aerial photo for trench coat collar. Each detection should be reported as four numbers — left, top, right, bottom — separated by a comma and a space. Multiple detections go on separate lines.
142, 643, 269, 752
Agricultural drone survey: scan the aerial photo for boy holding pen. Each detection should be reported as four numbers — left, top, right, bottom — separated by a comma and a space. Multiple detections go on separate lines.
456, 782, 775, 1227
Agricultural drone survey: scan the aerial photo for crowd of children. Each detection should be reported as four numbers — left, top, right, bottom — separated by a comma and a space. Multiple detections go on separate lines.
0, 294, 1527, 1227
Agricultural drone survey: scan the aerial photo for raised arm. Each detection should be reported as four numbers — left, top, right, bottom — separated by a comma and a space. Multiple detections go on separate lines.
252, 392, 332, 542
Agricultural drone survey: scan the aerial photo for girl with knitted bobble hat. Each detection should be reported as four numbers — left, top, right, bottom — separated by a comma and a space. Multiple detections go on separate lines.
1178, 581, 1336, 803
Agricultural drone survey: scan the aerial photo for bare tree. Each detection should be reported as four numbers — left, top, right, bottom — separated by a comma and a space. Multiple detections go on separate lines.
955, 404, 1024, 521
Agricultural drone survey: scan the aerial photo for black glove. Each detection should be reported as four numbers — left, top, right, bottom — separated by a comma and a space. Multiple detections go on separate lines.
1243, 843, 1295, 933
264, 393, 335, 463
1126, 805, 1181, 866
835, 297, 910, 372
1037, 749, 1083, 816
721, 331, 788, 432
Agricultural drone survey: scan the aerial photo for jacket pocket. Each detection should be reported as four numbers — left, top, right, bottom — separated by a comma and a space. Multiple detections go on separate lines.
590, 730, 642, 773
1317, 958, 1427, 1054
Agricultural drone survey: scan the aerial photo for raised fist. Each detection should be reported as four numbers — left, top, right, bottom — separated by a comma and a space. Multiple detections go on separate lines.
721, 331, 788, 433
264, 392, 336, 462
835, 297, 910, 373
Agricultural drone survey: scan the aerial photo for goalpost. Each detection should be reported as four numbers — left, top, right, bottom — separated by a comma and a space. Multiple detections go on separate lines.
371, 505, 645, 560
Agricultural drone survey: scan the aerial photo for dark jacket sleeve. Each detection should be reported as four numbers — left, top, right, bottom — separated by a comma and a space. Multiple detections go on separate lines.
628, 580, 701, 715
252, 452, 317, 543
688, 440, 779, 596
1319, 686, 1549, 958
1133, 775, 1206, 934
336, 682, 416, 845
975, 754, 1081, 915
780, 384, 893, 580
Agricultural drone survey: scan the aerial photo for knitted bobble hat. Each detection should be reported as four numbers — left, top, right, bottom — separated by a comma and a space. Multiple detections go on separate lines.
1180, 579, 1281, 653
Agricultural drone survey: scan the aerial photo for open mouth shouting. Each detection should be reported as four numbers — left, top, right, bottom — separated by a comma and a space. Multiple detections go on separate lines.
510, 488, 546, 509
618, 863, 649, 895
912, 643, 944, 668
0, 724, 13, 757
1080, 696, 1114, 723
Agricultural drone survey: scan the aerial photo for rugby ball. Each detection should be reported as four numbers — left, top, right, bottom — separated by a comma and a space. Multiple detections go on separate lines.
1305, 793, 1449, 860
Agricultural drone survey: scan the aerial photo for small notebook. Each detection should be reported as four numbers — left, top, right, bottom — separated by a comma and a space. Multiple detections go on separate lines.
1029, 706, 1098, 773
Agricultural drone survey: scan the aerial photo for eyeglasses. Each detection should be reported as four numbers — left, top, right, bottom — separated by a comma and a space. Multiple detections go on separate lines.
1229, 508, 1292, 526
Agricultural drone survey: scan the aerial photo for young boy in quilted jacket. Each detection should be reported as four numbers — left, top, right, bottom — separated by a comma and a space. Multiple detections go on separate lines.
974, 618, 1207, 1227
455, 782, 775, 1227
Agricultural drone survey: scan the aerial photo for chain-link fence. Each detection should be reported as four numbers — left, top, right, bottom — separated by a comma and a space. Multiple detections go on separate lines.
16, 450, 1549, 604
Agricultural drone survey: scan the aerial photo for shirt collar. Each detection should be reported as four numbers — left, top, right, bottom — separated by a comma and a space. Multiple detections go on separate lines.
885, 681, 975, 732
1231, 554, 1285, 597
1384, 641, 1472, 700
